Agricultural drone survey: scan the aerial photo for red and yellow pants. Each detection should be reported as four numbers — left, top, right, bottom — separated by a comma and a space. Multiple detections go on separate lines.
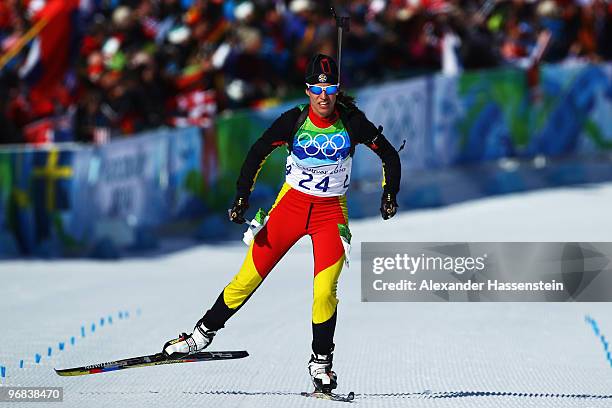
202, 183, 348, 354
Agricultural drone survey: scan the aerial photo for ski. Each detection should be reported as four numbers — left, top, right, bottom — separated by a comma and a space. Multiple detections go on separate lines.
55, 350, 248, 376
301, 391, 355, 402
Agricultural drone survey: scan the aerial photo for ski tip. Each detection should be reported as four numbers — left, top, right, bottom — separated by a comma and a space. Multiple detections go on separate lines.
55, 368, 85, 377
230, 350, 249, 359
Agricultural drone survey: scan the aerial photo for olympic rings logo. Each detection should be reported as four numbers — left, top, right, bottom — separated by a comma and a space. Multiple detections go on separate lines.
296, 133, 347, 158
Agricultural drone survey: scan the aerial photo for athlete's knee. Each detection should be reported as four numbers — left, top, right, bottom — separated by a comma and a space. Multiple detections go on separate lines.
223, 271, 262, 309
312, 288, 338, 324
224, 280, 252, 297
313, 286, 337, 305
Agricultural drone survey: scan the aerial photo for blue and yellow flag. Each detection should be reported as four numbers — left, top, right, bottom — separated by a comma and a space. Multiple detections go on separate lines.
31, 148, 74, 246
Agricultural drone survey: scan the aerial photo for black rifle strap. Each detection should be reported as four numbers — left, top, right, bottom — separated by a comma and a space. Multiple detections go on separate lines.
288, 105, 310, 153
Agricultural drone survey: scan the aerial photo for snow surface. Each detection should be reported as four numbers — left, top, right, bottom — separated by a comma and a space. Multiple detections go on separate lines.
2, 184, 612, 407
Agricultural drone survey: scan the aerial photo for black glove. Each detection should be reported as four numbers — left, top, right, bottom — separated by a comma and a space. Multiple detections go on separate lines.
380, 192, 398, 220
228, 196, 249, 224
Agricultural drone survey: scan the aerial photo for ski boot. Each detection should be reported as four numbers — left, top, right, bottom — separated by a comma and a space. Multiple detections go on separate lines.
162, 320, 216, 359
308, 352, 338, 393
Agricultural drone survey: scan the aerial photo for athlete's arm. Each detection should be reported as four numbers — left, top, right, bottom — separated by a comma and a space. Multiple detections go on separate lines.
235, 107, 302, 199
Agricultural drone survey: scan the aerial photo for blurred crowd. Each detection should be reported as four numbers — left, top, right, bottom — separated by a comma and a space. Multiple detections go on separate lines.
1, 0, 611, 144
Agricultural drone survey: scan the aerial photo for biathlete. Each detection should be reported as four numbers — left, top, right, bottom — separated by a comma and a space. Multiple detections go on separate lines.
162, 54, 401, 393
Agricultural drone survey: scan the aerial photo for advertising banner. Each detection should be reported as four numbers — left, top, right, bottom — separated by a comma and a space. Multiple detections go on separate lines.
0, 128, 205, 256
85, 131, 171, 227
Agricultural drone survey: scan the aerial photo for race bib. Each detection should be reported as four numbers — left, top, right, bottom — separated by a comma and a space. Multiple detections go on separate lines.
285, 154, 352, 197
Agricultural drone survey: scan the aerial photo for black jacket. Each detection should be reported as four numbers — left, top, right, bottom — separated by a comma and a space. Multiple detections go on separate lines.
236, 104, 401, 199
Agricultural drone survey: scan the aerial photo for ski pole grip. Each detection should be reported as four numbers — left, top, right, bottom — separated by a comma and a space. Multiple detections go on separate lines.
330, 7, 350, 31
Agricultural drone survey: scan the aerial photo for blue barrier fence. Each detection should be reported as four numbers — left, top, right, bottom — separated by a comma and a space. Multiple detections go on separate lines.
1, 62, 611, 257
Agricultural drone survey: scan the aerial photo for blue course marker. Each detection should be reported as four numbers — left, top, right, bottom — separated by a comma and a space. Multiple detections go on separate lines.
100, 317, 105, 327
1, 366, 6, 378
35, 354, 41, 364
118, 311, 123, 319
19, 360, 24, 369
81, 326, 86, 337
70, 336, 76, 345
91, 323, 96, 333
47, 347, 52, 357
108, 316, 113, 325
585, 315, 612, 368
59, 342, 65, 351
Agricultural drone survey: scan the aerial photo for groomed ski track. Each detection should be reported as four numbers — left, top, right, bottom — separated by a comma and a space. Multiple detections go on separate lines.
2, 183, 612, 407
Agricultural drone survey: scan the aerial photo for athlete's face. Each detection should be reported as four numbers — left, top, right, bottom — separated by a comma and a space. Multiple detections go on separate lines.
306, 83, 337, 118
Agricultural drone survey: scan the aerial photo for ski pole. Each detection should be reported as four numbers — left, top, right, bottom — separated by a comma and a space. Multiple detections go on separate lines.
330, 7, 350, 83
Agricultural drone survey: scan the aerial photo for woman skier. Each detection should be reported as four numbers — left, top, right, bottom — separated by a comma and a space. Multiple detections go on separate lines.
162, 54, 401, 393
